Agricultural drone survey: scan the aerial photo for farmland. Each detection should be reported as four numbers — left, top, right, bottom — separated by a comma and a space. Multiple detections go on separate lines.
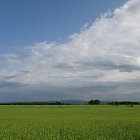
0, 105, 139, 140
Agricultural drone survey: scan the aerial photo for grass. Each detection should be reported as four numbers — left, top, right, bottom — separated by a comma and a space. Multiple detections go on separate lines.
0, 105, 139, 140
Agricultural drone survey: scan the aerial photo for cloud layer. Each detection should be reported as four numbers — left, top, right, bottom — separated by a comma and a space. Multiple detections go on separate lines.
0, 0, 140, 101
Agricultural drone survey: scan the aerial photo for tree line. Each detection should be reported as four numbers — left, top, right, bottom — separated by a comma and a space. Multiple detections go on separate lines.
0, 101, 70, 105
88, 100, 140, 105
107, 101, 140, 105
0, 100, 139, 105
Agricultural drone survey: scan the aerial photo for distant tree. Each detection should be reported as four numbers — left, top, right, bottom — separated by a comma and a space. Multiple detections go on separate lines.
94, 99, 100, 105
88, 99, 100, 105
88, 100, 95, 105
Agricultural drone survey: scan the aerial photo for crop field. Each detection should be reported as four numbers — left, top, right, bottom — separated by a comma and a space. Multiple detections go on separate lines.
0, 105, 139, 140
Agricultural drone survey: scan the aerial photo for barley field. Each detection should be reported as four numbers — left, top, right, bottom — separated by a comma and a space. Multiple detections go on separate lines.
0, 105, 139, 140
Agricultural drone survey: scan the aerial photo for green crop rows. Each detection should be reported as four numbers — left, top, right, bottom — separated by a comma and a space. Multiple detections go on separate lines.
0, 105, 139, 140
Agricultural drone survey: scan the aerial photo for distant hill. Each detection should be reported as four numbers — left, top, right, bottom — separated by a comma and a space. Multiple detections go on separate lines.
60, 100, 88, 104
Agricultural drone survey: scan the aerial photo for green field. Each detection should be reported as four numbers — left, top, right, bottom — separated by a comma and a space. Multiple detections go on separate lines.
0, 105, 140, 140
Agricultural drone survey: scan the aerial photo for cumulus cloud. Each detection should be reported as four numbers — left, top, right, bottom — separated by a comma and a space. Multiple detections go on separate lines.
0, 0, 140, 101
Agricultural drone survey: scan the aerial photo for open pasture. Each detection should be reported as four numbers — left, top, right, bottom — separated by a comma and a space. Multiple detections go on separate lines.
0, 105, 139, 140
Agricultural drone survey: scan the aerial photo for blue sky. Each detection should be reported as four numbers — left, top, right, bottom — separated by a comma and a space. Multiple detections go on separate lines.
0, 0, 126, 53
0, 0, 140, 102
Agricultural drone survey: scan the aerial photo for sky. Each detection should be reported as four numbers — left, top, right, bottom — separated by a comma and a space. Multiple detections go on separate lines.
0, 0, 140, 102
0, 0, 126, 52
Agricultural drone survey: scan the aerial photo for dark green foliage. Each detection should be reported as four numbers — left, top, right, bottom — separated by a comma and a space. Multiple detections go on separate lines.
0, 101, 69, 105
108, 101, 140, 105
88, 99, 100, 105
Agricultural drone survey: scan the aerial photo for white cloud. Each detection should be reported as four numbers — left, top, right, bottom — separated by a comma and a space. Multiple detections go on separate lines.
0, 0, 140, 100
